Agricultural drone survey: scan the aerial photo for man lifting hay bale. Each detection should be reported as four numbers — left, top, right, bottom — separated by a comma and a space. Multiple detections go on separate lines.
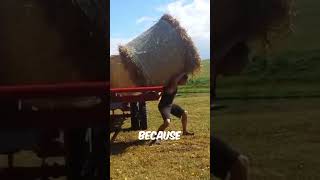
114, 14, 201, 144
155, 71, 194, 143
212, 0, 295, 179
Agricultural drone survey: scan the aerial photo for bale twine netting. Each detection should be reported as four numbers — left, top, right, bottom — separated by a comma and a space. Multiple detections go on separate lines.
110, 14, 201, 88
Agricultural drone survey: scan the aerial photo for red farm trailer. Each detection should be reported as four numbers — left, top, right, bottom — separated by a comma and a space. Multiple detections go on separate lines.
0, 0, 109, 179
0, 81, 108, 180
110, 86, 163, 141
0, 82, 163, 180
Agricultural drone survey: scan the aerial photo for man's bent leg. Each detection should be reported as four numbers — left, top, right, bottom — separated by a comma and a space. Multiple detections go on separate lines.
181, 111, 188, 133
157, 119, 170, 132
171, 104, 194, 135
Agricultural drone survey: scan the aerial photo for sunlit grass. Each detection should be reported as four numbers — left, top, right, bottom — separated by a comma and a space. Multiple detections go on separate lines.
110, 93, 210, 179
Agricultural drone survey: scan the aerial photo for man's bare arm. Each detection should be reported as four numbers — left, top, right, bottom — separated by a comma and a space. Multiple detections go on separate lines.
165, 72, 187, 93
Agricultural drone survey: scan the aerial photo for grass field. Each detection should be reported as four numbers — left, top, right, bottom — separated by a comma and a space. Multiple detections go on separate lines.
214, 46, 320, 178
0, 151, 66, 180
215, 59, 320, 180
216, 51, 320, 99
110, 60, 210, 180
180, 59, 210, 94
213, 1, 320, 179
213, 99, 320, 180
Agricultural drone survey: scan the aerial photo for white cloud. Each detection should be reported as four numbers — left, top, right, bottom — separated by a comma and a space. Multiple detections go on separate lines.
136, 16, 156, 24
110, 37, 134, 56
158, 0, 210, 58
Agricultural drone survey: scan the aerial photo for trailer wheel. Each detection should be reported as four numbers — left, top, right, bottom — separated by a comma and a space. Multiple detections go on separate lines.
139, 102, 147, 130
130, 102, 139, 130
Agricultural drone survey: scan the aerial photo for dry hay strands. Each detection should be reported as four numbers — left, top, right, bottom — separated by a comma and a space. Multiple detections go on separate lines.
118, 45, 147, 86
161, 14, 202, 75
245, 0, 296, 50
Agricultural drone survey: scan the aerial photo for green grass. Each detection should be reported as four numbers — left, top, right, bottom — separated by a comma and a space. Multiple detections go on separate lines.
217, 50, 320, 99
110, 93, 210, 180
214, 14, 320, 178
180, 59, 210, 94
213, 98, 320, 180
0, 151, 66, 179
213, 1, 320, 179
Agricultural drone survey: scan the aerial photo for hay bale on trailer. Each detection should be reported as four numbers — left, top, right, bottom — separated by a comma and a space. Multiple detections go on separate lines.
0, 0, 106, 85
111, 14, 200, 88
110, 55, 139, 88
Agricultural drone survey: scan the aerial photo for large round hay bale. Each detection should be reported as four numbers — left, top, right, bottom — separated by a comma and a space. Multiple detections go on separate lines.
0, 0, 106, 85
118, 14, 200, 86
110, 55, 138, 88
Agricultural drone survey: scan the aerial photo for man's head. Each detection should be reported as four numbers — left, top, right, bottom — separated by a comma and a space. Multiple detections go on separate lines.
178, 74, 188, 85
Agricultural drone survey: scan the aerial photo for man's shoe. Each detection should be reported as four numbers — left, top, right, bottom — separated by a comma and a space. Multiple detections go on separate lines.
182, 131, 194, 136
149, 139, 161, 146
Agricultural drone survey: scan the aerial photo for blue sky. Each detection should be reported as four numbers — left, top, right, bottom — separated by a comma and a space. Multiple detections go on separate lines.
110, 0, 210, 59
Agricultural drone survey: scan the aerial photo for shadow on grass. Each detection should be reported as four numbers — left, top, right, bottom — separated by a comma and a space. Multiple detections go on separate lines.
110, 139, 148, 155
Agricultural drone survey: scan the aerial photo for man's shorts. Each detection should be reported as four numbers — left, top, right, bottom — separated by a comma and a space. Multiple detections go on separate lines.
158, 104, 185, 120
211, 136, 240, 179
